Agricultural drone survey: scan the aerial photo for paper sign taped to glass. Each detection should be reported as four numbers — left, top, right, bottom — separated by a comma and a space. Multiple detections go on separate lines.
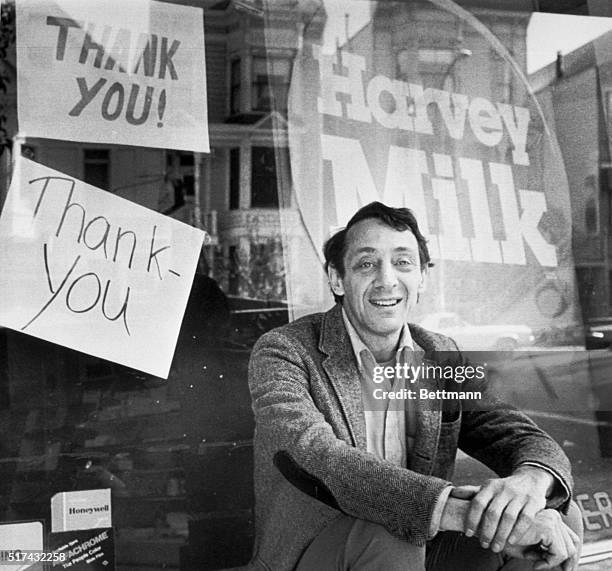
272, 0, 579, 335
16, 0, 209, 152
0, 521, 44, 571
0, 157, 205, 378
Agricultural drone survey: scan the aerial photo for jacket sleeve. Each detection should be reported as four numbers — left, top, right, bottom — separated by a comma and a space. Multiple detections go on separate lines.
249, 329, 451, 545
452, 347, 573, 513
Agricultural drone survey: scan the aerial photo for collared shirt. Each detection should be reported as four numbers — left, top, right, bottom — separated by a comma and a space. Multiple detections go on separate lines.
341, 308, 451, 538
341, 308, 415, 467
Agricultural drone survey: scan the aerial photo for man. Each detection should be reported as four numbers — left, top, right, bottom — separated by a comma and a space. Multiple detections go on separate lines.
248, 202, 582, 570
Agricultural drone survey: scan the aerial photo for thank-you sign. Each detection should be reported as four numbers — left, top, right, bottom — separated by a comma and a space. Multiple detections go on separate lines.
16, 0, 209, 152
0, 158, 205, 378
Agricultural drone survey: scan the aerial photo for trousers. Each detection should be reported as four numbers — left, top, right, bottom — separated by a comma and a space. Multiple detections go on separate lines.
296, 502, 583, 571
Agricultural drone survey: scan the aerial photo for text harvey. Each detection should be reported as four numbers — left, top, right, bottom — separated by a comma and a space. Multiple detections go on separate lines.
309, 48, 559, 267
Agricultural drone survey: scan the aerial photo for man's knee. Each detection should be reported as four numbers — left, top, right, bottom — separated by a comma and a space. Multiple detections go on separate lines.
345, 519, 425, 570
297, 516, 425, 571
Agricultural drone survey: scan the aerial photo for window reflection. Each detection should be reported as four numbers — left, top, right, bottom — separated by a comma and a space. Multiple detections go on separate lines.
0, 0, 611, 568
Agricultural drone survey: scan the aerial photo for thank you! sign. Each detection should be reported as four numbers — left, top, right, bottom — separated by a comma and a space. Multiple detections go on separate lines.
0, 158, 204, 378
16, 0, 209, 152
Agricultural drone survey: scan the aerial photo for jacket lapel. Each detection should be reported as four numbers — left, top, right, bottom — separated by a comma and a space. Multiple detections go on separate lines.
317, 308, 445, 471
408, 324, 443, 475
319, 305, 367, 450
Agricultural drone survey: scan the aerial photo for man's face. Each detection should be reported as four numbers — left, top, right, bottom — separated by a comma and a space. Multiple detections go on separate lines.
328, 218, 426, 348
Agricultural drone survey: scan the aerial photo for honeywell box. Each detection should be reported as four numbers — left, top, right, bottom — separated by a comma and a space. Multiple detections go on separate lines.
51, 489, 112, 532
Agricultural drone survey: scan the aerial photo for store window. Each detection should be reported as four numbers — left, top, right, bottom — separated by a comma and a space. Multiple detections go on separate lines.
2, 1, 612, 569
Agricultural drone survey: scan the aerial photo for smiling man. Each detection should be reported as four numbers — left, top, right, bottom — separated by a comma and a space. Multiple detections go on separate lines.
248, 202, 582, 571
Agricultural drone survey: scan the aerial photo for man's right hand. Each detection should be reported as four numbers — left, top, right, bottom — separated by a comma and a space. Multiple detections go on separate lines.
503, 509, 580, 571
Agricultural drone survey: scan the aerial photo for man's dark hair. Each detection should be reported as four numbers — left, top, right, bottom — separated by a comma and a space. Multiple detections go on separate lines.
323, 202, 432, 303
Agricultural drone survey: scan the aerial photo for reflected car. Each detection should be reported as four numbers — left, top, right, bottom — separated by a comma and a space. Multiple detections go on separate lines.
585, 317, 612, 350
229, 299, 290, 347
419, 312, 535, 351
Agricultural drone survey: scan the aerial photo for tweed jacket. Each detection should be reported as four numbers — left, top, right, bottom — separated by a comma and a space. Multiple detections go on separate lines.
247, 304, 572, 571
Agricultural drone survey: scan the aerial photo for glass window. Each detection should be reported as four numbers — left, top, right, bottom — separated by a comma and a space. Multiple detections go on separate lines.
2, 1, 612, 568
230, 58, 241, 115
251, 56, 291, 112
228, 244, 239, 295
418, 48, 456, 66
584, 175, 599, 236
585, 196, 599, 235
230, 147, 240, 209
251, 146, 278, 208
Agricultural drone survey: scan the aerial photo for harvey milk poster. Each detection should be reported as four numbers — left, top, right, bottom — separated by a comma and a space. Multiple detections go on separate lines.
281, 0, 577, 328
0, 157, 205, 378
16, 0, 209, 152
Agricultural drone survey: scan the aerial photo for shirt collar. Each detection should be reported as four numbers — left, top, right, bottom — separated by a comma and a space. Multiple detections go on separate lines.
341, 306, 414, 367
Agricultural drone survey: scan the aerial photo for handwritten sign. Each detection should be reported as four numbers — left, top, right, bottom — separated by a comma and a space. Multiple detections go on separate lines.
0, 158, 205, 378
16, 0, 208, 152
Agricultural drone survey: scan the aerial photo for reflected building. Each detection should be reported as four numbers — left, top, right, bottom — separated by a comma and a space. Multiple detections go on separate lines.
0, 0, 539, 311
531, 29, 612, 319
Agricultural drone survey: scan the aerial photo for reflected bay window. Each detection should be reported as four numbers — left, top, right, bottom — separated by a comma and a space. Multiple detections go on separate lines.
252, 56, 292, 113
230, 59, 241, 115
584, 175, 599, 236
251, 147, 278, 208
230, 148, 240, 210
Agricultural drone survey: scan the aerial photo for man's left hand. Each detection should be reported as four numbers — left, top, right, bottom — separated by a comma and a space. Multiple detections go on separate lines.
463, 466, 554, 553
503, 509, 580, 571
